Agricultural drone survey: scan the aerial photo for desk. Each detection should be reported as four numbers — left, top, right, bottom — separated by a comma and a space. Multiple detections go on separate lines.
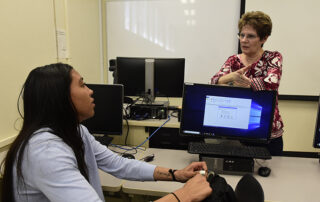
122, 148, 198, 197
120, 148, 320, 202
111, 116, 180, 147
99, 170, 122, 192
124, 116, 180, 128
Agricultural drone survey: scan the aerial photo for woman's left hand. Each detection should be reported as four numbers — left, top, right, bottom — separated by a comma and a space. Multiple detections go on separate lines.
232, 65, 251, 88
174, 161, 208, 182
233, 74, 251, 88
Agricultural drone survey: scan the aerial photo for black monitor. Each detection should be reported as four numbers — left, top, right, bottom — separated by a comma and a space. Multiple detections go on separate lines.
115, 57, 145, 97
180, 83, 276, 144
313, 96, 320, 148
154, 58, 185, 97
114, 57, 185, 99
81, 84, 123, 135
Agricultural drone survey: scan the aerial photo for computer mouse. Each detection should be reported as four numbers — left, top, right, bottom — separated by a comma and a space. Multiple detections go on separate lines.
258, 167, 271, 177
122, 153, 135, 159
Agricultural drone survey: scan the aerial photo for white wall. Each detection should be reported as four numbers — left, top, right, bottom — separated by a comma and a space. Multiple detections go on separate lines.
105, 0, 241, 84
246, 0, 320, 96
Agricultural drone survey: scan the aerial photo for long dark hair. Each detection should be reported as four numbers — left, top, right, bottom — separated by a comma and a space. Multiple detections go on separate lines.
1, 63, 88, 201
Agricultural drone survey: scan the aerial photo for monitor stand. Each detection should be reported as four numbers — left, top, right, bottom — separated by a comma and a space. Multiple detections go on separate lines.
201, 138, 254, 175
93, 134, 113, 146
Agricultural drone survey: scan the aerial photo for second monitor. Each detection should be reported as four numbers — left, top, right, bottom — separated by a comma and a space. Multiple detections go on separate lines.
81, 84, 123, 145
114, 57, 185, 102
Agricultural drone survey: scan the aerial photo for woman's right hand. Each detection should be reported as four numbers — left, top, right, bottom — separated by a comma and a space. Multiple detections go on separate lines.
218, 65, 251, 88
174, 174, 212, 202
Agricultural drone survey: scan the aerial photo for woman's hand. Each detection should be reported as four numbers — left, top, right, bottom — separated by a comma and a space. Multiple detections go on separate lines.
174, 161, 208, 183
174, 174, 212, 202
218, 65, 251, 88
155, 174, 212, 202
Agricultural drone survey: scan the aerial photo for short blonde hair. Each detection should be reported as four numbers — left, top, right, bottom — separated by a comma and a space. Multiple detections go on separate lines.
238, 11, 272, 39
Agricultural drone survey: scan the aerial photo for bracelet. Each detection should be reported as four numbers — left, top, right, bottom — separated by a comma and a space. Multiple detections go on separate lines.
171, 192, 181, 202
168, 169, 177, 181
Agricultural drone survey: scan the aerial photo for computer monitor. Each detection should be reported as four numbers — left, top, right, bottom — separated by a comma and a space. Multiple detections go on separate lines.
180, 83, 276, 144
115, 57, 145, 97
114, 57, 185, 99
154, 58, 185, 97
81, 84, 123, 135
313, 95, 320, 148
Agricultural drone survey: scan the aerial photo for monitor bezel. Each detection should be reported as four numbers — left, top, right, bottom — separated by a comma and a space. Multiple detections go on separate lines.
179, 83, 276, 144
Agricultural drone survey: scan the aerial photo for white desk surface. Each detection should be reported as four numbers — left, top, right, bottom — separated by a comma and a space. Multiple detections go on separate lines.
121, 148, 320, 202
122, 148, 198, 197
98, 170, 123, 192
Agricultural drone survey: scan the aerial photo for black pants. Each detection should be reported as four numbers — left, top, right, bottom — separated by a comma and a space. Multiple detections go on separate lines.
267, 136, 283, 156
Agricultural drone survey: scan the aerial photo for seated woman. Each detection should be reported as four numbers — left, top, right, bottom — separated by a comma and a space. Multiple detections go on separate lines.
1, 63, 212, 202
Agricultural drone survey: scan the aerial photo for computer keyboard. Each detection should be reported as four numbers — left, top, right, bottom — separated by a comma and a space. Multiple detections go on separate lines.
188, 142, 272, 159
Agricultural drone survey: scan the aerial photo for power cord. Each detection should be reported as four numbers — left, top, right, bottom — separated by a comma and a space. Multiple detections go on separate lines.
109, 115, 171, 151
123, 108, 130, 145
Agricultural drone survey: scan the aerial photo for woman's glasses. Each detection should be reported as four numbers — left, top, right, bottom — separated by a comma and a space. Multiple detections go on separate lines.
237, 33, 258, 40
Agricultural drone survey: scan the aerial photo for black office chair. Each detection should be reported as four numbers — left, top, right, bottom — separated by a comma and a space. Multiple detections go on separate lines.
203, 173, 264, 202
203, 173, 236, 202
235, 174, 264, 202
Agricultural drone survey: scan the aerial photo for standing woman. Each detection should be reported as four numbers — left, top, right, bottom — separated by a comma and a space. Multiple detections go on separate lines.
1, 63, 211, 202
211, 11, 284, 155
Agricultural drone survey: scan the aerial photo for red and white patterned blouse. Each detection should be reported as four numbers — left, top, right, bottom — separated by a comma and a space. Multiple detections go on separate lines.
211, 50, 283, 139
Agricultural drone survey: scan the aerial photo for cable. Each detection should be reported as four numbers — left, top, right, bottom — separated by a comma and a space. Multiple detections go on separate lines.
123, 96, 143, 144
170, 110, 178, 118
134, 115, 171, 149
254, 159, 267, 167
123, 108, 130, 145
109, 115, 171, 152
108, 144, 138, 155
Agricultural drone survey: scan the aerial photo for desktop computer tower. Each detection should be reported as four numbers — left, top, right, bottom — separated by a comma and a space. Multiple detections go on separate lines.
129, 101, 169, 120
149, 127, 204, 150
200, 155, 254, 175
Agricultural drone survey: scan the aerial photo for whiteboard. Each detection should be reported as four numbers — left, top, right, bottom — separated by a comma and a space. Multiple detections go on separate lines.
105, 0, 241, 85
246, 0, 320, 96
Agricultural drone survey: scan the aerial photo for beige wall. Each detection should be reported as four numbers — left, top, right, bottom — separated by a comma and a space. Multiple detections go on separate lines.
0, 0, 102, 143
280, 100, 319, 152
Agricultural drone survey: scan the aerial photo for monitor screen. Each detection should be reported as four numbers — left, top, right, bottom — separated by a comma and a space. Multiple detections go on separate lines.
313, 96, 320, 148
154, 58, 185, 97
115, 57, 145, 97
81, 84, 123, 135
180, 83, 276, 144
115, 57, 185, 98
